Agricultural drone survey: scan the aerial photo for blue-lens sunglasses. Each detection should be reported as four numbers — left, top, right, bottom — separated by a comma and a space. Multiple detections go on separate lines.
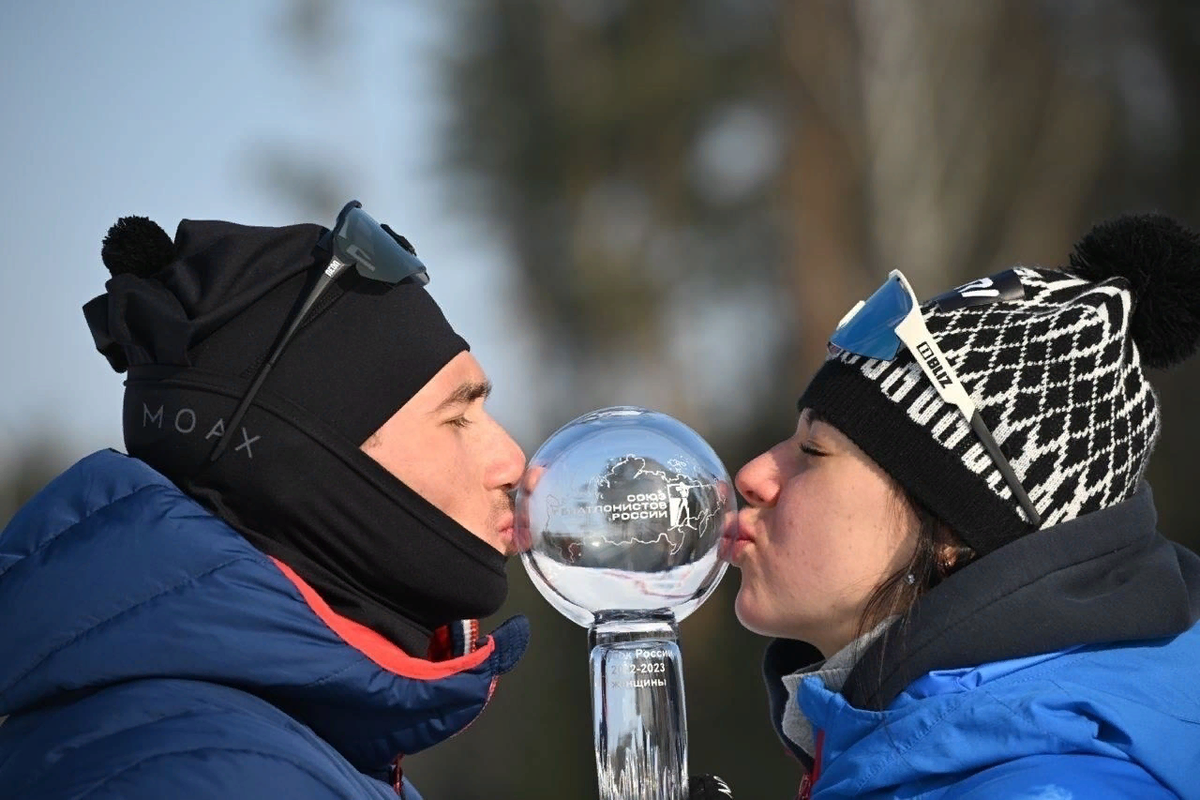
829, 270, 1041, 528
207, 201, 429, 462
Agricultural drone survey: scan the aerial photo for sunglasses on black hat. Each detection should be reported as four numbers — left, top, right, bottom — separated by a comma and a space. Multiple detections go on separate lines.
829, 269, 1041, 528
207, 201, 429, 462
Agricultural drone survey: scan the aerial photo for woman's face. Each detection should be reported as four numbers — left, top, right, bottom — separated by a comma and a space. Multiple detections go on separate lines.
728, 409, 917, 656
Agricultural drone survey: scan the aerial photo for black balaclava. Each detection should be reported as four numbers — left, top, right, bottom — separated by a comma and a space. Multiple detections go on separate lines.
83, 214, 509, 655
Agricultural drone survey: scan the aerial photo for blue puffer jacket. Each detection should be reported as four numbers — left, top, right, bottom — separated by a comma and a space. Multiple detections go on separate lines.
0, 451, 528, 799
764, 485, 1200, 799
795, 627, 1200, 797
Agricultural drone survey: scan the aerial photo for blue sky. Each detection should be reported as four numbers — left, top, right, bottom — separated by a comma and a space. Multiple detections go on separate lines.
0, 1, 536, 472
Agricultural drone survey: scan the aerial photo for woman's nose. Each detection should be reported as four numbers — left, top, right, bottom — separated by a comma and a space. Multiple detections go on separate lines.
735, 450, 779, 507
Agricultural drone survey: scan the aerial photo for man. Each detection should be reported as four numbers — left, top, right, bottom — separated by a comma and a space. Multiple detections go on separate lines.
0, 203, 527, 799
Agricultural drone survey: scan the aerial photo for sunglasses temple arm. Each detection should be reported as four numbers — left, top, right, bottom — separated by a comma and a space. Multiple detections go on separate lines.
969, 411, 1042, 528
207, 267, 343, 463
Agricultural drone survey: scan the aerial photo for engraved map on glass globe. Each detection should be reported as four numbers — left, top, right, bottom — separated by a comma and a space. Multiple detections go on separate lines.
517, 407, 734, 627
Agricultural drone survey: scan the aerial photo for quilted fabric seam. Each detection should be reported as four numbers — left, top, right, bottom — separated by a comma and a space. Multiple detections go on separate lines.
0, 483, 161, 582
0, 557, 246, 697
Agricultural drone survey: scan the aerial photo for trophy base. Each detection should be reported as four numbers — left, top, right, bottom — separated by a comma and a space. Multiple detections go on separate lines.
589, 610, 688, 800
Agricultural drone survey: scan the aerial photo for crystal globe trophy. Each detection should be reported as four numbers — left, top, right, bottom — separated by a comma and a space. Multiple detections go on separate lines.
516, 407, 734, 800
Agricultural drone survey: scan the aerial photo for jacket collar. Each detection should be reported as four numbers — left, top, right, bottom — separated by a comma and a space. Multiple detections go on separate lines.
764, 483, 1200, 756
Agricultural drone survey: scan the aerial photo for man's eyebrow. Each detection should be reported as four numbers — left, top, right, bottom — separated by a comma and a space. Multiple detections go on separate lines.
433, 380, 493, 412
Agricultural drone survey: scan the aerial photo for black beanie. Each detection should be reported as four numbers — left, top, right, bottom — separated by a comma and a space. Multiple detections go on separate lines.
82, 212, 507, 654
799, 213, 1200, 557
86, 216, 467, 444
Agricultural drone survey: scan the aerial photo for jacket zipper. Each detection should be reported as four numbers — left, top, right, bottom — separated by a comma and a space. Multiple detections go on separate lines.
388, 675, 501, 797
390, 755, 405, 796
797, 729, 824, 800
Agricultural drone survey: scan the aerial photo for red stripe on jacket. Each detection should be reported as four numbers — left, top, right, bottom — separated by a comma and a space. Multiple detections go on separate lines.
270, 557, 495, 680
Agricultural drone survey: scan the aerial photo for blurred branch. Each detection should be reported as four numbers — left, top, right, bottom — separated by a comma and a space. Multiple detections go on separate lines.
244, 142, 354, 220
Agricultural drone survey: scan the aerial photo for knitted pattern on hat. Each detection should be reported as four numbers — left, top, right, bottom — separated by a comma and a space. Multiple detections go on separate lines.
800, 213, 1200, 556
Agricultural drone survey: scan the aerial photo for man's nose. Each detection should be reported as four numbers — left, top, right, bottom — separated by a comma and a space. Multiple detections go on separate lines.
488, 422, 526, 490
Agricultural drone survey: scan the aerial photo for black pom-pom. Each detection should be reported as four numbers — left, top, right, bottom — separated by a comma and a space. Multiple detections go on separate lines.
101, 216, 176, 278
1068, 213, 1200, 369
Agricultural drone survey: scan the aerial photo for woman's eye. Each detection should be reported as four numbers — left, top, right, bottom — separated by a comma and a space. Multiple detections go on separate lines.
799, 442, 826, 458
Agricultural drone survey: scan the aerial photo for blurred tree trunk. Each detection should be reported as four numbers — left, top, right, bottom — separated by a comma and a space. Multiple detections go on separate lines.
1125, 1, 1200, 548
777, 1, 1121, 377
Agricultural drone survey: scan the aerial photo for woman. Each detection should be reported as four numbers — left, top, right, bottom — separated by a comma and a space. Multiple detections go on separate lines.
726, 213, 1200, 799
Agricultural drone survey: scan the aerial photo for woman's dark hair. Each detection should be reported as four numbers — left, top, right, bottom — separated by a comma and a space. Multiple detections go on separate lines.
800, 409, 973, 642
850, 487, 975, 714
855, 486, 974, 640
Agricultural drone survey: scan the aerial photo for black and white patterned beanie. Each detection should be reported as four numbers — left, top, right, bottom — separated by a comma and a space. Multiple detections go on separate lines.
799, 214, 1200, 557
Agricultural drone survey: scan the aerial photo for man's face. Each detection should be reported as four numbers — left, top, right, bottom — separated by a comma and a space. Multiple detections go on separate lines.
362, 351, 526, 554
